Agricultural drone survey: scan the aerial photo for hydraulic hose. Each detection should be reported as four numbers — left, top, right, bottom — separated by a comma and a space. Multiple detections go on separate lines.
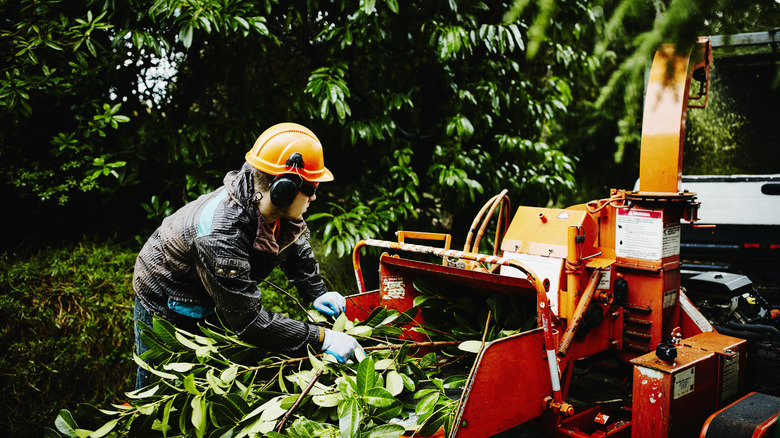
724, 320, 780, 346
713, 325, 771, 344
465, 190, 510, 256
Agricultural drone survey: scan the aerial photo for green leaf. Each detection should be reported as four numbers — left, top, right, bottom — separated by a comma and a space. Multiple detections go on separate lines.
362, 306, 388, 326
365, 424, 405, 438
183, 374, 201, 395
376, 401, 404, 422
385, 370, 403, 396
363, 387, 396, 408
400, 373, 415, 392
179, 394, 192, 435
406, 361, 427, 381
418, 409, 450, 436
412, 295, 434, 307
457, 340, 484, 353
332, 312, 348, 332
312, 392, 341, 408
137, 402, 156, 416
132, 353, 177, 380
163, 362, 195, 373
355, 356, 377, 396
260, 397, 287, 422
180, 25, 194, 48
239, 417, 276, 436
220, 364, 239, 383
277, 364, 288, 393
307, 345, 324, 372
89, 419, 118, 438
191, 394, 207, 438
162, 397, 175, 438
211, 395, 246, 424
362, 0, 377, 14
138, 332, 171, 359
415, 392, 439, 416
443, 374, 468, 389
419, 352, 437, 369
126, 384, 160, 399
42, 428, 62, 438
54, 410, 79, 437
346, 325, 373, 337
338, 398, 362, 438
374, 358, 395, 371
244, 395, 285, 423
386, 0, 399, 14
152, 317, 183, 348
176, 331, 202, 350
371, 326, 403, 337
206, 370, 226, 395
280, 394, 298, 410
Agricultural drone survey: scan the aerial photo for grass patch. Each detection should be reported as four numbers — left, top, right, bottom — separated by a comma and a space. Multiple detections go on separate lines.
0, 241, 137, 437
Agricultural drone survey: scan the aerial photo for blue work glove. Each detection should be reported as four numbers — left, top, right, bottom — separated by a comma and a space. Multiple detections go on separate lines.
322, 329, 363, 364
313, 291, 346, 317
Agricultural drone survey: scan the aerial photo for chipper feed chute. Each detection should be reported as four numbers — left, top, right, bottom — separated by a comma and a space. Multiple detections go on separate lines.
348, 230, 577, 437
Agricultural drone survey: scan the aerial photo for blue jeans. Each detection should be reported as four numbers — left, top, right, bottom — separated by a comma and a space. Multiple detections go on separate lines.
133, 296, 154, 390
133, 296, 214, 389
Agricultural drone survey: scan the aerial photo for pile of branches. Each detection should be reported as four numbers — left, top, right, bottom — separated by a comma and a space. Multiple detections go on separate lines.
48, 282, 535, 437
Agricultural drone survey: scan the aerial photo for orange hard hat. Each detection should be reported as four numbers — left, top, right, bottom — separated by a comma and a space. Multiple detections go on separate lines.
245, 122, 334, 182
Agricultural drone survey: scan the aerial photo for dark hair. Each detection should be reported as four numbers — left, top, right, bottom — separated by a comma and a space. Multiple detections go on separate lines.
252, 168, 275, 194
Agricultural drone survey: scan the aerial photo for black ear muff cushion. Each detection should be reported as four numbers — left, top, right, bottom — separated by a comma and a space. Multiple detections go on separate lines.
270, 175, 301, 207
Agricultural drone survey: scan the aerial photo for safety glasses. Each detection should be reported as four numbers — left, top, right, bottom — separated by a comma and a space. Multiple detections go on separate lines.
299, 183, 318, 198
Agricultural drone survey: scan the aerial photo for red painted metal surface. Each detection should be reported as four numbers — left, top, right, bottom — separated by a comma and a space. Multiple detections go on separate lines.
543, 405, 633, 437
681, 331, 746, 409
631, 335, 721, 438
452, 329, 552, 437
345, 290, 381, 321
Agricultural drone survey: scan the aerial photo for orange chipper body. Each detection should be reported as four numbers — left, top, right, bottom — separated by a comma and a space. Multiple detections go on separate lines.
347, 37, 779, 438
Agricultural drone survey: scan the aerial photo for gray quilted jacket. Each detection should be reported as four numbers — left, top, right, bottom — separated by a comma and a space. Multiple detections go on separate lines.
133, 162, 327, 356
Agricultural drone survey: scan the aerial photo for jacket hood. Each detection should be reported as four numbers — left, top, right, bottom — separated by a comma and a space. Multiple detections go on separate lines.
224, 162, 258, 212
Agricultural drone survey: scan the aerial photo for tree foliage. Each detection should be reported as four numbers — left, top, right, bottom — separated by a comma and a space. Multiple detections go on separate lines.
1, 0, 778, 254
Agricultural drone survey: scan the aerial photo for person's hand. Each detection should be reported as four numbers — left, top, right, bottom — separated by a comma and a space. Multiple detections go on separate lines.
313, 291, 346, 317
322, 329, 363, 363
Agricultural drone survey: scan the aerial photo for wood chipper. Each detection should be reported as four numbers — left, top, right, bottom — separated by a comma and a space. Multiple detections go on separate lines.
344, 37, 780, 437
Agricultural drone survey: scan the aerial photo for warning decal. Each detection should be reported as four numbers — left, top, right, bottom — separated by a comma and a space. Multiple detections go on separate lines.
662, 225, 681, 258
598, 267, 611, 290
381, 276, 406, 300
501, 252, 564, 316
673, 366, 695, 399
616, 209, 663, 260
721, 353, 739, 402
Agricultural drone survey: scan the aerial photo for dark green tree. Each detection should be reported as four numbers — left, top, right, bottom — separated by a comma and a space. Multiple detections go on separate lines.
1, 0, 777, 254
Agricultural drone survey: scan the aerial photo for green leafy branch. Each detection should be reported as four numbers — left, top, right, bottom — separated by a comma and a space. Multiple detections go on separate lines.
48, 302, 476, 438
305, 64, 352, 123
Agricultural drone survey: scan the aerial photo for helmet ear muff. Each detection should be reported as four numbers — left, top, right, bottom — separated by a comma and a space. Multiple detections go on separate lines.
269, 174, 302, 208
270, 152, 305, 207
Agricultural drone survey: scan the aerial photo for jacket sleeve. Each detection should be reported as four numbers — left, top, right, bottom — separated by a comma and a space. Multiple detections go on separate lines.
194, 234, 325, 356
278, 230, 329, 302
